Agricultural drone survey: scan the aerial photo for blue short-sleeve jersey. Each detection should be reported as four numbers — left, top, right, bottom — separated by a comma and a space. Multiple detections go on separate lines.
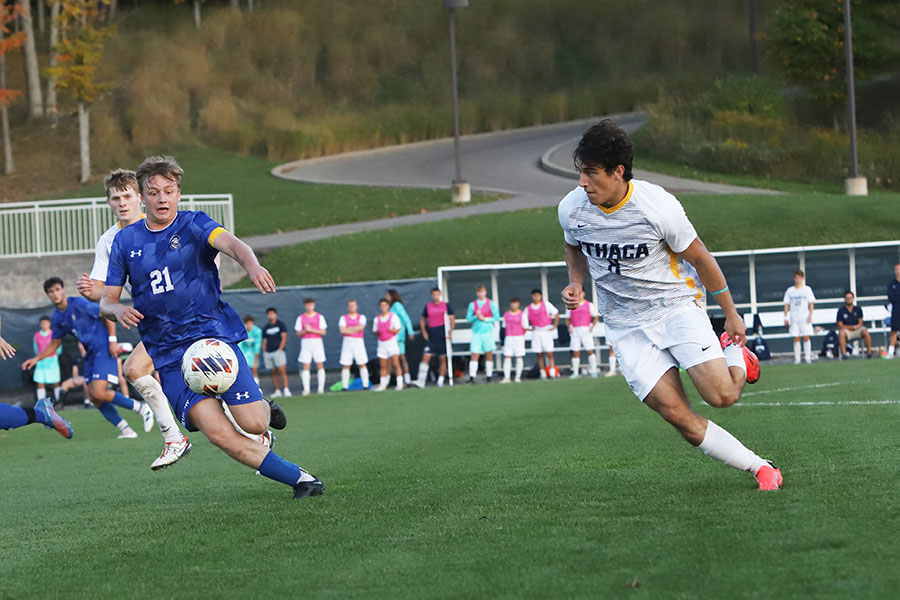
836, 305, 863, 326
106, 211, 247, 368
51, 296, 108, 355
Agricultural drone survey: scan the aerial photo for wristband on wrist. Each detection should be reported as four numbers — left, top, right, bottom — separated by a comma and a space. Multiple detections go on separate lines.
710, 285, 729, 297
108, 336, 117, 342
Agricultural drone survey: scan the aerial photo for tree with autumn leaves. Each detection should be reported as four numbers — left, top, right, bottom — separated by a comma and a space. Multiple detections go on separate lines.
46, 1, 114, 182
1, 3, 25, 175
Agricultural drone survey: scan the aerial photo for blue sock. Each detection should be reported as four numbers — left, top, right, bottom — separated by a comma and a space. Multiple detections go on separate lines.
258, 450, 303, 486
98, 402, 124, 427
111, 392, 138, 412
0, 403, 29, 429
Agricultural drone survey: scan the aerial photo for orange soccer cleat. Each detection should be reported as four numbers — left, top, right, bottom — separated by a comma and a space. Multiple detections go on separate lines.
720, 332, 760, 384
755, 462, 783, 491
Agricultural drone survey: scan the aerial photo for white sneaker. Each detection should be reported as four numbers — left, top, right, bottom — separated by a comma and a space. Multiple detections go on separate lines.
302, 390, 310, 397
151, 437, 192, 471
500, 377, 510, 384
514, 376, 521, 383
271, 389, 283, 398
139, 402, 155, 433
604, 370, 616, 377
436, 379, 445, 388
117, 427, 138, 439
317, 388, 325, 395
283, 388, 293, 397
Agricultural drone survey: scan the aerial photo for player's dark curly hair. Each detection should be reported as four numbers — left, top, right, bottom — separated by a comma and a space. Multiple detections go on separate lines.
43, 277, 64, 293
573, 119, 634, 181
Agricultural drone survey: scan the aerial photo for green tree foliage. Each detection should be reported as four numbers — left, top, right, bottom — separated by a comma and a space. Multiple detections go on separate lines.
767, 0, 898, 118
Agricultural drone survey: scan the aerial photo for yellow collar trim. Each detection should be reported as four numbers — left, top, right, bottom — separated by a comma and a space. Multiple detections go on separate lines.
117, 214, 146, 229
597, 181, 634, 215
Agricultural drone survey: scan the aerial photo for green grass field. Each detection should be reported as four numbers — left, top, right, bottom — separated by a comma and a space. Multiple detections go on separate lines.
3, 359, 899, 599
48, 145, 501, 237
242, 189, 900, 287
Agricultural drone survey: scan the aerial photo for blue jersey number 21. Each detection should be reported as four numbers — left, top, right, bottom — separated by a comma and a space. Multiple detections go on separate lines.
150, 267, 175, 295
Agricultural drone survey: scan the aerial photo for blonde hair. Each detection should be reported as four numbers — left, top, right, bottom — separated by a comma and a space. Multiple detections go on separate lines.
103, 169, 139, 198
136, 155, 183, 195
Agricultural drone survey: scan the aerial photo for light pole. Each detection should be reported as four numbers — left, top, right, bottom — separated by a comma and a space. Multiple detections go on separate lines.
443, 0, 470, 203
843, 0, 867, 196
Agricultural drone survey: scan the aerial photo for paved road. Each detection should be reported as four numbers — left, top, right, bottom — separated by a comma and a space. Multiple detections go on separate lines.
248, 113, 774, 252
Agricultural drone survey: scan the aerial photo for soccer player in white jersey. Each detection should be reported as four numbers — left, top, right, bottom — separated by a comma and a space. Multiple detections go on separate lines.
783, 270, 816, 364
338, 299, 370, 390
559, 120, 780, 491
75, 169, 190, 469
295, 297, 327, 396
567, 289, 600, 378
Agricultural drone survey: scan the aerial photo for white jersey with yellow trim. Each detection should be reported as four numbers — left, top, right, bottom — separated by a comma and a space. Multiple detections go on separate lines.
90, 221, 126, 282
558, 179, 702, 328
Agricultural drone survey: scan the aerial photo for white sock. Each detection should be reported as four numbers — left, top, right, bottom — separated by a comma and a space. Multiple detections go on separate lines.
132, 375, 182, 443
437, 375, 445, 386
588, 353, 597, 374
698, 420, 767, 474
503, 357, 511, 379
485, 360, 493, 378
317, 369, 326, 393
396, 376, 403, 390
417, 362, 429, 384
723, 344, 746, 375
889, 346, 896, 357
115, 420, 130, 432
803, 340, 812, 362
360, 366, 370, 388
53, 386, 61, 402
609, 353, 617, 374
515, 357, 524, 379
403, 372, 411, 384
341, 368, 350, 389
539, 368, 547, 379
301, 369, 311, 393
469, 360, 478, 378
793, 341, 801, 363
222, 402, 265, 444
297, 470, 317, 483
571, 357, 580, 375
36, 388, 44, 402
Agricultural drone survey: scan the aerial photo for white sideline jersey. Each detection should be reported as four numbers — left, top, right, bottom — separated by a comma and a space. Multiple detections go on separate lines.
91, 222, 124, 283
784, 285, 816, 322
558, 180, 702, 328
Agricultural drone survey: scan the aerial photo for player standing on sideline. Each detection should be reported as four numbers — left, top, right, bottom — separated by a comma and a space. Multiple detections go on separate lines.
101, 156, 322, 499
886, 264, 900, 359
296, 298, 328, 396
339, 299, 370, 390
23, 278, 152, 439
567, 289, 600, 378
32, 316, 62, 403
262, 308, 291, 397
75, 168, 191, 468
783, 270, 816, 364
413, 288, 455, 388
500, 298, 529, 383
373, 299, 403, 391
465, 285, 499, 383
0, 315, 73, 438
559, 120, 779, 491
387, 290, 415, 385
238, 316, 263, 384
527, 289, 560, 379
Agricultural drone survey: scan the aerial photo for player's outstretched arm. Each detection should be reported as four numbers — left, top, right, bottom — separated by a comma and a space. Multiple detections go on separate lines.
0, 315, 15, 359
212, 231, 275, 294
678, 238, 747, 345
21, 338, 62, 370
100, 285, 144, 330
562, 242, 588, 310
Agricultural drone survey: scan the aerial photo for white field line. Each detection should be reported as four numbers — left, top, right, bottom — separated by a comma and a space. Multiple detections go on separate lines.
740, 382, 848, 398
734, 399, 900, 408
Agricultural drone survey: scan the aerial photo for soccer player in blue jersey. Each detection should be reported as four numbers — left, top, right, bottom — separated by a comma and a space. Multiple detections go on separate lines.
100, 156, 322, 499
22, 278, 151, 439
0, 314, 73, 438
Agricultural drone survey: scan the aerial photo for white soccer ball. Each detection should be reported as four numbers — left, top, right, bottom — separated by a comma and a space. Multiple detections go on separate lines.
181, 338, 239, 396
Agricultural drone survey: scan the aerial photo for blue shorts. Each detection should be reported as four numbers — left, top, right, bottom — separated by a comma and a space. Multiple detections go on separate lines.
423, 327, 447, 356
158, 341, 263, 431
470, 331, 496, 354
892, 307, 900, 332
85, 349, 119, 386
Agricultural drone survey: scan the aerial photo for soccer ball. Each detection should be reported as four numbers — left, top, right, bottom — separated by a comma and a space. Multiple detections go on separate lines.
181, 338, 239, 396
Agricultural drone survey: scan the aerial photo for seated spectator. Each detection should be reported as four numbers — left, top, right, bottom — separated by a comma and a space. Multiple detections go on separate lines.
836, 291, 872, 359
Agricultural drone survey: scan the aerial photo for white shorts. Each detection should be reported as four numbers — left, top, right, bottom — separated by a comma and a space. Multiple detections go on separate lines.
503, 335, 526, 357
606, 304, 724, 402
531, 329, 555, 353
789, 320, 814, 337
377, 337, 400, 359
570, 326, 595, 352
262, 350, 286, 369
340, 337, 369, 366
298, 338, 326, 364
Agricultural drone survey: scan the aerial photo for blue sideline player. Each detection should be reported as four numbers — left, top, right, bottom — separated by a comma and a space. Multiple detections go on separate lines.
100, 155, 322, 499
0, 314, 72, 438
22, 277, 153, 439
